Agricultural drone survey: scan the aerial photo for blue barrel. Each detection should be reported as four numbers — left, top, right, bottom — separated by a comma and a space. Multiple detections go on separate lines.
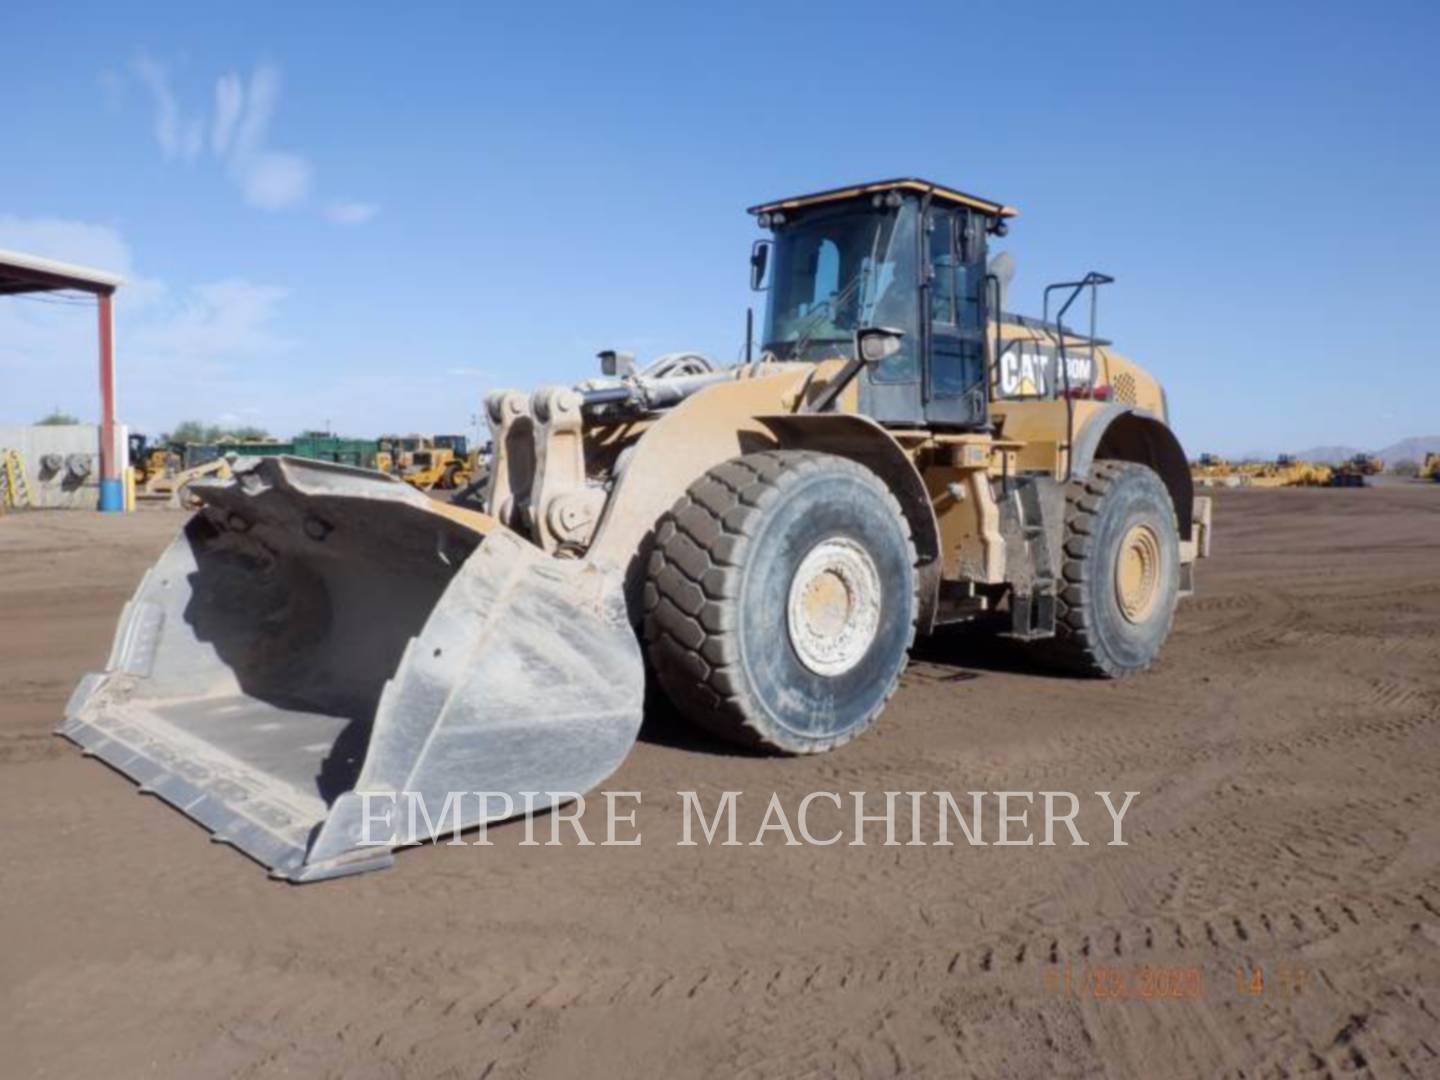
99, 477, 125, 512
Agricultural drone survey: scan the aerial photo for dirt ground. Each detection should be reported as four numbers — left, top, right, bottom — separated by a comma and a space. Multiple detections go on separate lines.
2, 486, 1439, 1079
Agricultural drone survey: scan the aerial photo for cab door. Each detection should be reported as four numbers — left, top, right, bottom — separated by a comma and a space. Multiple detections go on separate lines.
923, 207, 988, 429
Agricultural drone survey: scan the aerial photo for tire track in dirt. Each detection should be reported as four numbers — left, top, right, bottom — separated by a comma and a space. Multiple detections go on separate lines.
8, 479, 1440, 1079
0, 732, 65, 765
11, 870, 1440, 1078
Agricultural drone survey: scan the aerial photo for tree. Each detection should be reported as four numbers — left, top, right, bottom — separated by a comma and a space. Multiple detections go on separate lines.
160, 420, 273, 445
165, 420, 218, 444
37, 409, 80, 425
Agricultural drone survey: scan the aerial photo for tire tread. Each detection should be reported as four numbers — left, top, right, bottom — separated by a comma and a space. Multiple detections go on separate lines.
1045, 459, 1173, 678
644, 450, 917, 753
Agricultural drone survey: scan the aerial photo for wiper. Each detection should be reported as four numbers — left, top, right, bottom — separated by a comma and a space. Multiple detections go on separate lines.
791, 210, 900, 360
790, 268, 868, 361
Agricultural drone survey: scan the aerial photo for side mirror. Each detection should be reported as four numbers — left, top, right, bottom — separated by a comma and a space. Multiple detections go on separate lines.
598, 350, 636, 378
750, 240, 771, 291
855, 326, 905, 365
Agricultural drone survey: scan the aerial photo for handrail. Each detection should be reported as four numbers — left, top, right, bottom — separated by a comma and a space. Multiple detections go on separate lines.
1043, 273, 1114, 481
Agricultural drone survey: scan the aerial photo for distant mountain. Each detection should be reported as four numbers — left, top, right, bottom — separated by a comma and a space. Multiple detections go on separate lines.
1284, 436, 1440, 466
1292, 444, 1363, 464
1371, 435, 1440, 467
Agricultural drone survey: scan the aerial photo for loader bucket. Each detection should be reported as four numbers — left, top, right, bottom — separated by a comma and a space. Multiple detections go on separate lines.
59, 457, 644, 882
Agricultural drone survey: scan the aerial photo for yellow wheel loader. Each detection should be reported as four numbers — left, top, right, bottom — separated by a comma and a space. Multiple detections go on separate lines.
61, 179, 1211, 881
402, 435, 471, 491
375, 434, 425, 477
127, 433, 167, 487
136, 446, 236, 509
1328, 453, 1381, 488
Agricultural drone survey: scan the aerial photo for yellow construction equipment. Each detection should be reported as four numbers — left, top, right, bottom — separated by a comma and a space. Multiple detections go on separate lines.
376, 434, 416, 476
1240, 455, 1333, 488
401, 435, 472, 491
1191, 453, 1239, 487
127, 434, 169, 487
377, 434, 429, 476
1329, 453, 1382, 488
1421, 453, 1440, 482
1192, 454, 1333, 490
136, 446, 235, 508
61, 178, 1212, 881
1, 449, 33, 510
376, 434, 476, 491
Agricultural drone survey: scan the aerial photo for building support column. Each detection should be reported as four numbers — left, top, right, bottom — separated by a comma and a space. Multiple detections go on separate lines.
97, 290, 123, 511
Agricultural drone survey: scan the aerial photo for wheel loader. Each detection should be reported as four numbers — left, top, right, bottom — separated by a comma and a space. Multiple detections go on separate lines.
375, 433, 425, 477
60, 178, 1211, 881
402, 435, 472, 491
134, 442, 236, 509
127, 433, 162, 486
1328, 453, 1382, 488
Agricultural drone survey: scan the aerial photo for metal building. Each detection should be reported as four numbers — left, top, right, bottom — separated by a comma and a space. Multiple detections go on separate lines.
0, 249, 126, 510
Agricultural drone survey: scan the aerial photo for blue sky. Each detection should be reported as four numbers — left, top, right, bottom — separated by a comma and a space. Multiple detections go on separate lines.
2, 0, 1436, 455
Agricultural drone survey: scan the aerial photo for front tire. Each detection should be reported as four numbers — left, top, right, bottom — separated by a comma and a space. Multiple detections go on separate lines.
643, 450, 917, 753
1042, 460, 1181, 677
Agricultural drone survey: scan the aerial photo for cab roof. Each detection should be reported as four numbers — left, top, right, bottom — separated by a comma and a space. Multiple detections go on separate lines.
748, 178, 1018, 219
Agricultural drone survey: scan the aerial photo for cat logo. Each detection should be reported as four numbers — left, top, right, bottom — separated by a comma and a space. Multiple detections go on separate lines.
999, 349, 1094, 398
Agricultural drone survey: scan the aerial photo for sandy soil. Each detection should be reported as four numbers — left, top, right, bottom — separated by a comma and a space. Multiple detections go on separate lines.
2, 487, 1439, 1079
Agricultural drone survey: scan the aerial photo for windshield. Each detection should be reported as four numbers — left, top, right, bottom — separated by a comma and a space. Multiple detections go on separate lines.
761, 201, 919, 376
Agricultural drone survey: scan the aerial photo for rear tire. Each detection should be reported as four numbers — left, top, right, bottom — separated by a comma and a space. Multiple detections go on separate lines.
643, 450, 917, 753
1040, 459, 1180, 677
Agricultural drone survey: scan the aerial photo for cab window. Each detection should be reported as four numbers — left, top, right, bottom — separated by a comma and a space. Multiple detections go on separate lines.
928, 209, 957, 325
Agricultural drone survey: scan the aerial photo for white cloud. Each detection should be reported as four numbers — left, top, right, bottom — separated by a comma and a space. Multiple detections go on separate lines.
218, 64, 312, 210
132, 54, 204, 162
240, 151, 314, 211
0, 216, 292, 431
231, 64, 279, 162
132, 278, 292, 360
324, 201, 380, 226
210, 72, 244, 156
0, 215, 135, 276
126, 56, 347, 216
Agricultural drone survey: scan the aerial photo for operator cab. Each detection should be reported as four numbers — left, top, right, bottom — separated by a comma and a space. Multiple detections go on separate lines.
750, 178, 1016, 430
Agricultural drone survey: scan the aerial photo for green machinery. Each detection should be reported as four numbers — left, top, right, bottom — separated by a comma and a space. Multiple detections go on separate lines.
217, 433, 379, 469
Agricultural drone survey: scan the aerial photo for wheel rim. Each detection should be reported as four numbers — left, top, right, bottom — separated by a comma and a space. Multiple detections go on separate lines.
1114, 523, 1162, 623
786, 537, 882, 676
